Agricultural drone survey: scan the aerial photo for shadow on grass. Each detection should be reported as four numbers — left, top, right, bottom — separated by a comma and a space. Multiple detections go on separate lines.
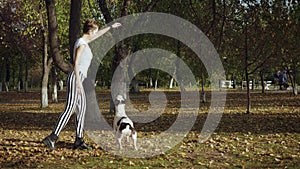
0, 111, 74, 131
0, 111, 299, 134
0, 138, 74, 150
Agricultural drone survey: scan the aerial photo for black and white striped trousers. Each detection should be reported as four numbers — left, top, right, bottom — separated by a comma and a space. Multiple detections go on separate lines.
52, 71, 86, 138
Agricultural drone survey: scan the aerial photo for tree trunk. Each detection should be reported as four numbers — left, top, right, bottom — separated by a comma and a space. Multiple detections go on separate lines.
260, 71, 265, 94
130, 78, 140, 93
293, 83, 298, 95
245, 75, 251, 114
154, 70, 159, 90
170, 59, 177, 89
201, 72, 206, 103
41, 54, 52, 108
51, 66, 58, 102
45, 0, 72, 73
69, 0, 82, 64
18, 55, 23, 91
108, 45, 128, 113
41, 75, 50, 108
25, 54, 28, 92
293, 69, 298, 95
40, 1, 53, 108
110, 43, 128, 111
175, 41, 185, 92
12, 70, 15, 90
4, 82, 9, 91
149, 77, 153, 88
97, 0, 113, 23
170, 41, 180, 89
98, 0, 130, 113
147, 64, 153, 88
169, 76, 174, 89
154, 79, 158, 90
128, 42, 140, 94
4, 60, 9, 91
244, 20, 251, 114
287, 69, 298, 96
58, 79, 63, 90
0, 54, 5, 91
231, 74, 236, 89
40, 50, 52, 108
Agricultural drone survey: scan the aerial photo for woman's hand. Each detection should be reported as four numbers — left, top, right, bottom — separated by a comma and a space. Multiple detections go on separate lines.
89, 22, 122, 43
111, 22, 122, 29
76, 80, 83, 95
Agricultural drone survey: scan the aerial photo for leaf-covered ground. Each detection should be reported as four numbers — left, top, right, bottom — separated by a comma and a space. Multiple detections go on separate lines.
0, 90, 299, 168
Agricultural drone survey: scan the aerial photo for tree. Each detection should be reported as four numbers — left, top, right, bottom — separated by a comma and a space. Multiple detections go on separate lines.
42, 0, 83, 107
39, 0, 53, 108
41, 0, 103, 107
0, 0, 41, 91
97, 0, 159, 112
69, 0, 82, 64
275, 1, 300, 95
45, 0, 72, 74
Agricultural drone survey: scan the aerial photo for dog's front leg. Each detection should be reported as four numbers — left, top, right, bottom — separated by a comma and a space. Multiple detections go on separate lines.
132, 132, 137, 151
116, 132, 123, 150
113, 121, 117, 132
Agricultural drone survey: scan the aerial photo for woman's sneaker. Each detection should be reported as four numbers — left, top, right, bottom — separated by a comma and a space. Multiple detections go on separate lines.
43, 133, 58, 150
73, 137, 92, 150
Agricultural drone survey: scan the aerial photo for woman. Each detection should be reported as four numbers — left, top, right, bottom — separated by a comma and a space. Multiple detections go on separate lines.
43, 19, 122, 150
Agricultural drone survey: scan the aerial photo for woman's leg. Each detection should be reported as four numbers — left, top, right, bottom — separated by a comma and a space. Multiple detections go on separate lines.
75, 76, 86, 138
73, 73, 91, 150
43, 71, 78, 149
53, 71, 78, 136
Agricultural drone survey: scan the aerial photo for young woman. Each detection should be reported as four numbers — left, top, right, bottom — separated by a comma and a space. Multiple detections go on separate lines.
43, 19, 122, 150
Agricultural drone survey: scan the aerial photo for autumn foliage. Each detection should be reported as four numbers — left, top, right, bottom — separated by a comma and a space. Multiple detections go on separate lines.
0, 90, 299, 168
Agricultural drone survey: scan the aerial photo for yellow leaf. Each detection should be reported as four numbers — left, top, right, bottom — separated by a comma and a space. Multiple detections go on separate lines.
129, 161, 135, 166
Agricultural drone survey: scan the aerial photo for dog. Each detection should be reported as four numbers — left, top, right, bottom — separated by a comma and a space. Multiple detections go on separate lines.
113, 95, 137, 150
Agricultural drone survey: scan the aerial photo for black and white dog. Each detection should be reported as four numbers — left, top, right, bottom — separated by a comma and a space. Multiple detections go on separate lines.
113, 95, 137, 150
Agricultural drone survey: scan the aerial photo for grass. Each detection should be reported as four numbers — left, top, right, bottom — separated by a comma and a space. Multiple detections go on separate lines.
0, 89, 299, 168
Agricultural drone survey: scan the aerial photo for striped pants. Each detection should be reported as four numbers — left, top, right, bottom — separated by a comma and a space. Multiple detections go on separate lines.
52, 71, 86, 138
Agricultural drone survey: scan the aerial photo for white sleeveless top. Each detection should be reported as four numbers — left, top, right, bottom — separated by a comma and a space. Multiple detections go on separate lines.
73, 38, 93, 78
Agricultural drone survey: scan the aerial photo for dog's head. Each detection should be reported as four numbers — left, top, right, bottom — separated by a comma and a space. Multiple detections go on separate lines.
115, 95, 125, 105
